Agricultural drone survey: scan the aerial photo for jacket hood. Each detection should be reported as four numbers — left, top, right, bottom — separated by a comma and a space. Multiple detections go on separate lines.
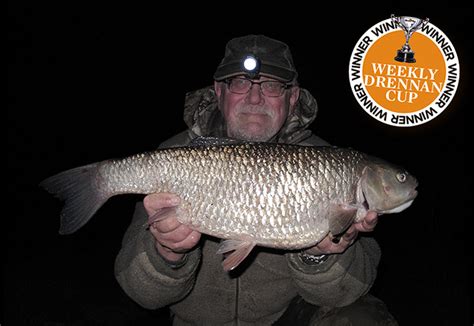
183, 85, 318, 144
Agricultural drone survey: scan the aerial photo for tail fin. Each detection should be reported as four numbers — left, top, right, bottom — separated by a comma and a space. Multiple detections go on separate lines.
40, 163, 111, 234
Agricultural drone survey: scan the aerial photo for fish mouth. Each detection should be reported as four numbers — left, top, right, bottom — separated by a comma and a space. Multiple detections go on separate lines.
380, 199, 415, 214
408, 189, 418, 201
367, 185, 418, 214
377, 188, 418, 214
405, 184, 418, 202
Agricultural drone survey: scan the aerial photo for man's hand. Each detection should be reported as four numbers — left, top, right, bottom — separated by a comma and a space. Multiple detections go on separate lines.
144, 193, 201, 263
304, 211, 378, 255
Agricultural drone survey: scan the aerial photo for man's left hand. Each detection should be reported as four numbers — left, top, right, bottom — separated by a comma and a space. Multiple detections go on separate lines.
304, 211, 378, 255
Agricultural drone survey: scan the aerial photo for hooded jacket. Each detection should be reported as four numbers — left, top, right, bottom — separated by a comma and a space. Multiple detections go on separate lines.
114, 86, 381, 325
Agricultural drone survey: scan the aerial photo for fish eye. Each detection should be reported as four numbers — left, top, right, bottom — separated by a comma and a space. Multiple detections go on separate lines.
396, 172, 407, 183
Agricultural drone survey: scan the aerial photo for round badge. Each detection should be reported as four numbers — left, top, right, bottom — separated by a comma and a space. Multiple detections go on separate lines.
349, 16, 460, 127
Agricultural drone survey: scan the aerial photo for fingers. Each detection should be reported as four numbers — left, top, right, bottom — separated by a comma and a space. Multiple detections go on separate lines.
150, 225, 201, 253
354, 211, 378, 232
144, 192, 182, 232
152, 227, 201, 263
148, 207, 181, 231
342, 225, 358, 242
144, 192, 202, 258
167, 230, 201, 253
306, 210, 379, 256
144, 192, 181, 216
329, 229, 358, 254
306, 227, 359, 255
306, 211, 380, 255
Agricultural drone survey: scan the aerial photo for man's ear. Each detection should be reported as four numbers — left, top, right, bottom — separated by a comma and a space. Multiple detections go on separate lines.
289, 86, 300, 113
214, 81, 223, 98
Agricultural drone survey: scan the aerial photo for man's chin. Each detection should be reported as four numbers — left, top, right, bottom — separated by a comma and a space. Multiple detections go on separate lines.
240, 134, 270, 142
229, 125, 275, 142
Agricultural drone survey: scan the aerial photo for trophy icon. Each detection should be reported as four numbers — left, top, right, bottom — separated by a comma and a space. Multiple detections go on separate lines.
391, 15, 429, 63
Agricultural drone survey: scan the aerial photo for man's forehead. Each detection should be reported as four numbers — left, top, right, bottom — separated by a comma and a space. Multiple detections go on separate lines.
232, 74, 283, 82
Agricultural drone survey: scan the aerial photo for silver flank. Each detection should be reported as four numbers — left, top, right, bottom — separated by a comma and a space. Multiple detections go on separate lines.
100, 144, 366, 249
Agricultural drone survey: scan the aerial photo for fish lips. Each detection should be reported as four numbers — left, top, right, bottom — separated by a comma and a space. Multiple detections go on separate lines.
375, 188, 418, 214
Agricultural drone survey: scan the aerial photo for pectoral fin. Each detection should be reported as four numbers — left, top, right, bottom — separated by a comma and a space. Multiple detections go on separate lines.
146, 206, 178, 228
217, 240, 256, 272
328, 203, 358, 236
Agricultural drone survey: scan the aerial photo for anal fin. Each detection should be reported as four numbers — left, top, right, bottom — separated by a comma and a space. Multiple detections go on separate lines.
217, 239, 256, 272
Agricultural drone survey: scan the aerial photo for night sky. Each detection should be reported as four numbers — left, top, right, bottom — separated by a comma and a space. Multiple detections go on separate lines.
7, 3, 472, 325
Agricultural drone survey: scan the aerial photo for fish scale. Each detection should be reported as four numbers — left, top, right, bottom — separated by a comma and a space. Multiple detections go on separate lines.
40, 139, 418, 271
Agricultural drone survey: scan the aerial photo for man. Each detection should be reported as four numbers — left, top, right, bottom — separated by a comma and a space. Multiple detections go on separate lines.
115, 35, 398, 325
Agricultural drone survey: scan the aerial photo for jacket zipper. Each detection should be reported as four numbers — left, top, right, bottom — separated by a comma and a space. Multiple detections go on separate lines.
235, 277, 240, 326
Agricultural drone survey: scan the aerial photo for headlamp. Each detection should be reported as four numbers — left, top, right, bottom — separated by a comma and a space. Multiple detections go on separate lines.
241, 55, 260, 79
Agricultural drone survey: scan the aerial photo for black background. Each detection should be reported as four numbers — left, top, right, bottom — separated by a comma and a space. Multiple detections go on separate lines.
7, 3, 472, 325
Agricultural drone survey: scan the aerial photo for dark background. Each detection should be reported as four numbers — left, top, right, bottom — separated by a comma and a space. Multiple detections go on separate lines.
7, 3, 472, 325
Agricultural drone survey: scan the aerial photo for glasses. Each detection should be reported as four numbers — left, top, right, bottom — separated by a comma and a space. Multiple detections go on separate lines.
225, 78, 292, 97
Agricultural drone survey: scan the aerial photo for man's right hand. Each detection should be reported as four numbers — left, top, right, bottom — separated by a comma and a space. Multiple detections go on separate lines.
144, 193, 201, 263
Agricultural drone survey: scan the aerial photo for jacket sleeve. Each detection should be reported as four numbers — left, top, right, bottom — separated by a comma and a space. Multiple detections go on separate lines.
286, 237, 381, 308
114, 202, 201, 309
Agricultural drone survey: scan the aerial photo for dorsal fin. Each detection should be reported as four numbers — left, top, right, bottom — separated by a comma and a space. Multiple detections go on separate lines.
189, 136, 243, 147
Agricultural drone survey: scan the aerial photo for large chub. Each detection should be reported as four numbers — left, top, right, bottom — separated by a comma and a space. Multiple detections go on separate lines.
39, 140, 418, 264
40, 163, 111, 234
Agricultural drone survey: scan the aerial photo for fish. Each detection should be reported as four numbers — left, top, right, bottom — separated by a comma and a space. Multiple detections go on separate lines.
40, 137, 418, 271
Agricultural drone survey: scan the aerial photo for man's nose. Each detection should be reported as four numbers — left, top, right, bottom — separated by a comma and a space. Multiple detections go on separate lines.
245, 84, 265, 105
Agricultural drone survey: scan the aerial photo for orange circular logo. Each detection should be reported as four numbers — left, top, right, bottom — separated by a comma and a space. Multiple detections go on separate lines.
349, 17, 459, 126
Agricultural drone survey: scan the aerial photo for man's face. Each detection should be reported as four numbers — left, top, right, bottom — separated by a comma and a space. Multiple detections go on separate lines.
215, 76, 300, 142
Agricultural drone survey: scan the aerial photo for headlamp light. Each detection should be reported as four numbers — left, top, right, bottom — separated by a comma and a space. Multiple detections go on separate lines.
241, 55, 260, 79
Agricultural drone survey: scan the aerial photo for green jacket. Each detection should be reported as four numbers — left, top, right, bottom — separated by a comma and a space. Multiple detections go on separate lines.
114, 86, 381, 325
